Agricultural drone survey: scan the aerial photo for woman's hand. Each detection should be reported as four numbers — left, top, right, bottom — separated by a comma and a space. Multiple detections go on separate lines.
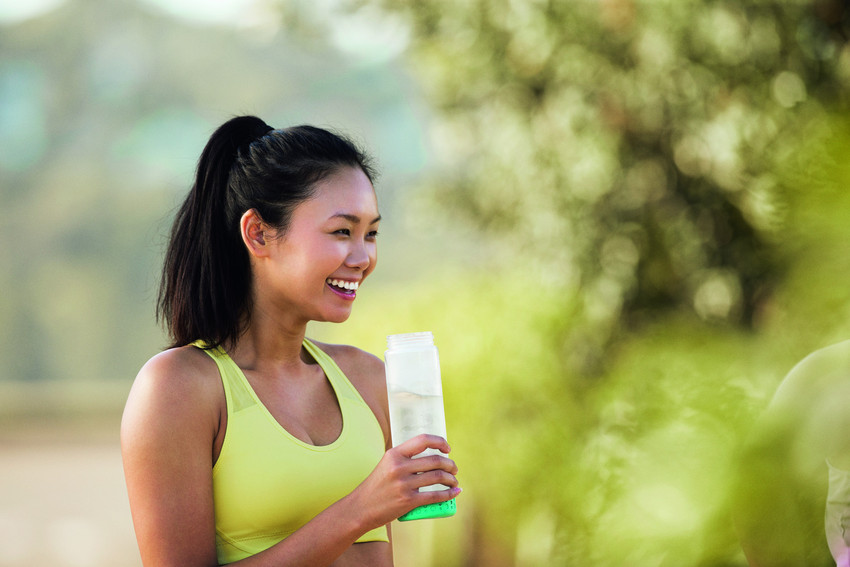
350, 434, 460, 529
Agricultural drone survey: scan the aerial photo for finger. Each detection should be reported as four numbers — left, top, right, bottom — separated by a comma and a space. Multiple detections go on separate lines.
396, 434, 450, 458
406, 454, 458, 476
414, 486, 462, 506
411, 470, 458, 490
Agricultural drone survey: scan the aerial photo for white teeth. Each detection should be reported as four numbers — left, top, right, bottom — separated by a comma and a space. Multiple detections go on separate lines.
327, 278, 359, 291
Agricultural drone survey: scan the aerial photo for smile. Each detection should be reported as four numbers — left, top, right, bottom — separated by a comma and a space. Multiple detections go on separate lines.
326, 278, 359, 291
326, 278, 359, 298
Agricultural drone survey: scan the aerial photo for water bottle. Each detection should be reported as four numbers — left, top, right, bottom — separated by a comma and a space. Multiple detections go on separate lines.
385, 331, 456, 521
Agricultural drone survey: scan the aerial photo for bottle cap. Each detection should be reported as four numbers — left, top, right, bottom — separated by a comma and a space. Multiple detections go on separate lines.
386, 331, 434, 350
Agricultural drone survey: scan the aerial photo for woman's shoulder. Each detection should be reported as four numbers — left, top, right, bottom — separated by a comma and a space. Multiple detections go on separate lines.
774, 340, 850, 402
136, 345, 221, 391
761, 339, 850, 432
793, 339, 850, 372
123, 345, 224, 437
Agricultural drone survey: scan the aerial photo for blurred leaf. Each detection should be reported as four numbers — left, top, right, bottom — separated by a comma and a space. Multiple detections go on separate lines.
373, 0, 850, 373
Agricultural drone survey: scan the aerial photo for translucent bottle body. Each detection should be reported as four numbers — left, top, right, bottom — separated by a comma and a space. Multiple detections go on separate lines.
385, 332, 456, 521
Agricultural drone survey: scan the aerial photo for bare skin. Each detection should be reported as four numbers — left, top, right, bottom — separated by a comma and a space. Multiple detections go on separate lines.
121, 167, 460, 566
734, 340, 850, 567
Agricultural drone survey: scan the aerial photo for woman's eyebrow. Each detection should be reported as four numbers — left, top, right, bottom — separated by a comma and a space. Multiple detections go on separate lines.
330, 213, 382, 224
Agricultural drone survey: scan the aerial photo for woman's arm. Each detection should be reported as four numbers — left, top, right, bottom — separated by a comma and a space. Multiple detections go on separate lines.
121, 348, 223, 567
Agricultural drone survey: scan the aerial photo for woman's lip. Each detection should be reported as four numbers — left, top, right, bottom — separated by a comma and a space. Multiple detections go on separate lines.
327, 282, 356, 300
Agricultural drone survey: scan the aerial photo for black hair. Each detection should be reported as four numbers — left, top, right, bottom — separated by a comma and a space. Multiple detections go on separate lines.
157, 115, 375, 349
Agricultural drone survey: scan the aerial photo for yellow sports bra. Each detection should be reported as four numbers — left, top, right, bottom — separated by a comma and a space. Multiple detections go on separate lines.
200, 339, 389, 564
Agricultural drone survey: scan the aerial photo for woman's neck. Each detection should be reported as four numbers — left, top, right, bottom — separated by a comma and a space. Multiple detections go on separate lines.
227, 304, 312, 373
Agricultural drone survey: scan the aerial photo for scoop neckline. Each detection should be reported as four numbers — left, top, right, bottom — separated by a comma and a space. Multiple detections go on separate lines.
220, 339, 348, 451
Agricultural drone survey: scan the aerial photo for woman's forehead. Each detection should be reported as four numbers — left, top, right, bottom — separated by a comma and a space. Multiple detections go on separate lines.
299, 167, 379, 219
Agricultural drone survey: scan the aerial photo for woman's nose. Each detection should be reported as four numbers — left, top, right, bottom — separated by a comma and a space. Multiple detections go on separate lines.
346, 241, 372, 270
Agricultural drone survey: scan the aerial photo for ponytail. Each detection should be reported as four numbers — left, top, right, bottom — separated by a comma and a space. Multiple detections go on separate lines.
157, 116, 374, 349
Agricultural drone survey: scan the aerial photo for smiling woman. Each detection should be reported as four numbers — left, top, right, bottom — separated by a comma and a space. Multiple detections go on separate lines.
120, 116, 460, 566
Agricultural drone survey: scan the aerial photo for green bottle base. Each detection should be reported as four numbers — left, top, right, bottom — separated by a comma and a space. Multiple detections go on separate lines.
398, 498, 456, 521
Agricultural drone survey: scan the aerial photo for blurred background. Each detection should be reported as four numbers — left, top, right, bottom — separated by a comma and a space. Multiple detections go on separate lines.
1, 0, 850, 565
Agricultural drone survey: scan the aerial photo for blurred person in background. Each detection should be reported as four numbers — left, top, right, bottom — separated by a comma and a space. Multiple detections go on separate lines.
120, 116, 460, 566
735, 340, 850, 567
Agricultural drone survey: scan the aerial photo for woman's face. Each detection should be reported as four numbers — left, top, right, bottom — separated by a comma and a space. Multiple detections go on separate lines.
257, 166, 380, 325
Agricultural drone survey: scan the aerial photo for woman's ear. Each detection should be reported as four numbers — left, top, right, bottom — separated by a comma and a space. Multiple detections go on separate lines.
240, 209, 270, 257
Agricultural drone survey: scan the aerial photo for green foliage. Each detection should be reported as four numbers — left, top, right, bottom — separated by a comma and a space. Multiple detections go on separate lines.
372, 0, 850, 363
308, 1, 850, 559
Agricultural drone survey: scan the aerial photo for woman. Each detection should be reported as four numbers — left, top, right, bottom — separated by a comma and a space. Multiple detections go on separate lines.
121, 116, 460, 566
734, 340, 850, 566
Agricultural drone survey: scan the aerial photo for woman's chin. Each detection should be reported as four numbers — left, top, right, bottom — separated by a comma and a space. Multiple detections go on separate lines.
315, 309, 354, 325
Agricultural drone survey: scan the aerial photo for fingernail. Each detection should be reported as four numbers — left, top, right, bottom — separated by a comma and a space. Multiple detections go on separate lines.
452, 487, 463, 496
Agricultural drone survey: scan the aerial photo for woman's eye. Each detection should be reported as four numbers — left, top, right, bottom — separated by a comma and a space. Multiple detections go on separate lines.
334, 229, 351, 236
367, 230, 379, 240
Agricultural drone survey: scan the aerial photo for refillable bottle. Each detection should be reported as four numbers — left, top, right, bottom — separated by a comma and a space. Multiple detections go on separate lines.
385, 331, 456, 521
